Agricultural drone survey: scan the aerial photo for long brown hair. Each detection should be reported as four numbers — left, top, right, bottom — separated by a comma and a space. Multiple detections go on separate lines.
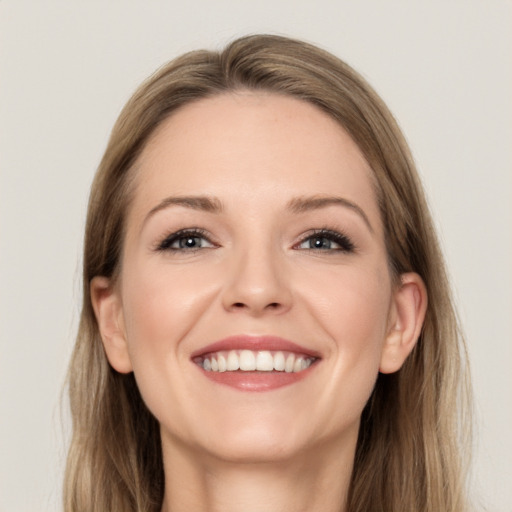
64, 34, 472, 511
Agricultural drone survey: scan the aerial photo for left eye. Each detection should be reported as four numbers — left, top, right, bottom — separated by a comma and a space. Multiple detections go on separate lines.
299, 236, 337, 250
157, 230, 215, 251
173, 236, 211, 249
296, 230, 355, 252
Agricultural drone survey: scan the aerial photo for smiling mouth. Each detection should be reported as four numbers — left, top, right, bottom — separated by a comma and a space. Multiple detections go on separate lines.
191, 335, 320, 391
194, 350, 317, 373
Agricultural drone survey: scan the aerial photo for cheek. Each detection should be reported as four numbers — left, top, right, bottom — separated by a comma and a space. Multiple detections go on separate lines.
299, 263, 391, 399
121, 261, 219, 360
336, 274, 391, 369
302, 260, 391, 343
118, 260, 223, 428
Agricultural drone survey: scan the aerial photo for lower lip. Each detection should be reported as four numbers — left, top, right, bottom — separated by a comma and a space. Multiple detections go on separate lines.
196, 365, 316, 392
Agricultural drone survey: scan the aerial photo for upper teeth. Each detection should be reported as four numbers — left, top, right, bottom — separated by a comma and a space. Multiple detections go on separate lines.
198, 350, 315, 373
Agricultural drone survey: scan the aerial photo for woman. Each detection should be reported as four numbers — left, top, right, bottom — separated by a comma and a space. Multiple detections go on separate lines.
64, 34, 471, 511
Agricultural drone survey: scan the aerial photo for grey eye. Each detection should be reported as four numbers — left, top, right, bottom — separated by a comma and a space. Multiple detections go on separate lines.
158, 230, 215, 251
175, 236, 209, 249
299, 236, 336, 250
296, 230, 355, 253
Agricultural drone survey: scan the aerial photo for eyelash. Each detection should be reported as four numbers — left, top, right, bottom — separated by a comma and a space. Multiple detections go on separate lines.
156, 228, 215, 252
295, 229, 356, 253
156, 227, 355, 254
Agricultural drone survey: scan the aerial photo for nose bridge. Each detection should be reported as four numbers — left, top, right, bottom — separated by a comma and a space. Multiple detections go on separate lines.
222, 234, 291, 314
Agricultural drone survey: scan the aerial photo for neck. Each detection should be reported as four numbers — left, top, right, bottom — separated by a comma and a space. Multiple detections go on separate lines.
160, 435, 355, 512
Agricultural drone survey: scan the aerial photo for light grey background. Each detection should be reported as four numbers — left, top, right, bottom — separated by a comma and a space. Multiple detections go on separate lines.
1, 1, 511, 511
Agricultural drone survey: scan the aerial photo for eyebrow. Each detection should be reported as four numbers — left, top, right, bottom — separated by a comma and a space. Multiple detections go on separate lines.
143, 195, 223, 225
287, 195, 374, 233
143, 194, 373, 233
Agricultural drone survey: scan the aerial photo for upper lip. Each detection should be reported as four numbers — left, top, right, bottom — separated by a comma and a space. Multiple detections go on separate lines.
191, 335, 321, 359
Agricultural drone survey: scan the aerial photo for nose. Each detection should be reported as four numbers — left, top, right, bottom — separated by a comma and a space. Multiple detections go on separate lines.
221, 244, 292, 316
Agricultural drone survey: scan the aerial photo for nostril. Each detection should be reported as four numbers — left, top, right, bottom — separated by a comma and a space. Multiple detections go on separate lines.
230, 301, 282, 310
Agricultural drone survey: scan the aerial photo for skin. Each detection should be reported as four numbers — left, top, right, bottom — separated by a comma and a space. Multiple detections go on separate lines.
92, 92, 427, 512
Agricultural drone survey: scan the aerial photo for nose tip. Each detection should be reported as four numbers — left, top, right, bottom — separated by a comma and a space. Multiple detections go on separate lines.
221, 252, 292, 316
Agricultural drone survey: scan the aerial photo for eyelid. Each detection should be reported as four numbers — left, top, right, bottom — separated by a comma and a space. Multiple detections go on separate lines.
294, 228, 356, 253
155, 228, 217, 252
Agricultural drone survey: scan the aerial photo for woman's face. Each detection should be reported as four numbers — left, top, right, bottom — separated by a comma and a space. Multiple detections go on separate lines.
94, 92, 420, 464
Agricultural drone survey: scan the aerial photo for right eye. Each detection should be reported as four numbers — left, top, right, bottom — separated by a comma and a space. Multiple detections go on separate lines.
157, 229, 215, 252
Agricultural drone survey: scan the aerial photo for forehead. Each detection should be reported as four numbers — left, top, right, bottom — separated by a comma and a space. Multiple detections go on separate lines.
129, 92, 381, 226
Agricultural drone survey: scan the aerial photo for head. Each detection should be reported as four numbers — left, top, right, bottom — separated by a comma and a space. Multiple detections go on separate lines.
65, 35, 469, 512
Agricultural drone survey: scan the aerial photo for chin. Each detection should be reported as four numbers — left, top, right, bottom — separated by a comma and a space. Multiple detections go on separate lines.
176, 410, 311, 465
206, 430, 303, 465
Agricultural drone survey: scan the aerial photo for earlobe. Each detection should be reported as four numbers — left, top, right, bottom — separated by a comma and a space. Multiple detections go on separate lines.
380, 272, 428, 374
90, 276, 133, 374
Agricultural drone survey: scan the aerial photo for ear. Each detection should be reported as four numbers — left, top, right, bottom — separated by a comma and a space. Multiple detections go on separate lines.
90, 276, 133, 373
380, 272, 428, 374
